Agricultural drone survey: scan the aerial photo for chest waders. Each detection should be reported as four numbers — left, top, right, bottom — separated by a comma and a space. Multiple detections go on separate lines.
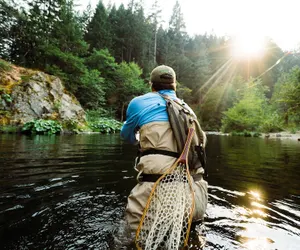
135, 94, 208, 249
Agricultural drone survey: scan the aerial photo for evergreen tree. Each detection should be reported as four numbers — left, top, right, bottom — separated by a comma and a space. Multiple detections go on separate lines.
166, 0, 188, 81
109, 4, 128, 62
114, 61, 148, 121
85, 0, 112, 51
85, 48, 118, 100
180, 35, 211, 96
156, 26, 169, 65
6, 0, 67, 67
0, 0, 19, 60
147, 0, 162, 66
43, 0, 89, 92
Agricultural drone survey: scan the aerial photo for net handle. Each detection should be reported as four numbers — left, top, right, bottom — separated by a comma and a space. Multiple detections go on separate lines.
178, 127, 195, 165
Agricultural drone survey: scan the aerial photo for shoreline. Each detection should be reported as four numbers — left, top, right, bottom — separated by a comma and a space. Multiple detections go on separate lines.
1, 127, 299, 141
206, 131, 300, 141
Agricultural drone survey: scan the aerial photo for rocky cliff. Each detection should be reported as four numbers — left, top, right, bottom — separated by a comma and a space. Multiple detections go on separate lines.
0, 60, 86, 129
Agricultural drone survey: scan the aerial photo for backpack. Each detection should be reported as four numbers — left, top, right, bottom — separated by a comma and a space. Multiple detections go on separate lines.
158, 93, 207, 176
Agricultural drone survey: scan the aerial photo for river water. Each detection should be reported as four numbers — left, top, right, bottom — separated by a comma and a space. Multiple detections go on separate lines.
0, 134, 299, 249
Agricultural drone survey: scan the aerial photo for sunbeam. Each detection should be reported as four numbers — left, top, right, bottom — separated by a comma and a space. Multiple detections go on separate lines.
201, 60, 235, 102
214, 63, 238, 111
196, 59, 233, 97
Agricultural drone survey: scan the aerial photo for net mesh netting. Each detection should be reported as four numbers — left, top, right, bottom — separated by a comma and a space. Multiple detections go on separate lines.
135, 129, 195, 250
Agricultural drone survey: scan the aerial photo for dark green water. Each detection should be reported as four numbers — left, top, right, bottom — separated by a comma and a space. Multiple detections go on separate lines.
0, 134, 299, 249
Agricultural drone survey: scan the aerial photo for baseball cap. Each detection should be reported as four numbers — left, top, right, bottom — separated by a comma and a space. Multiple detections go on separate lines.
150, 65, 176, 83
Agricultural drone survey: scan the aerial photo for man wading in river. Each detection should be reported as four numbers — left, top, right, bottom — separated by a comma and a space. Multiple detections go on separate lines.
121, 65, 208, 249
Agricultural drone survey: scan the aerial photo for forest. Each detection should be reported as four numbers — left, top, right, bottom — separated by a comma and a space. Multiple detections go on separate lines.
1, 0, 300, 133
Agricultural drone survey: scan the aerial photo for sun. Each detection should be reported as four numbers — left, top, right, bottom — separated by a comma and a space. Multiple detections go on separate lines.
231, 33, 266, 59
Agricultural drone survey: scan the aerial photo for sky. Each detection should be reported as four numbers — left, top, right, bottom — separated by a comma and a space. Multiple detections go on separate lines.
79, 0, 300, 51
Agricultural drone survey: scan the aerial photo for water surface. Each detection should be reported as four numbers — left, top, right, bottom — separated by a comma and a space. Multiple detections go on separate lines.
0, 134, 299, 249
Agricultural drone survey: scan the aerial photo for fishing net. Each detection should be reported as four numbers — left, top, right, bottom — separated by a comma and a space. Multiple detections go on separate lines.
135, 128, 195, 250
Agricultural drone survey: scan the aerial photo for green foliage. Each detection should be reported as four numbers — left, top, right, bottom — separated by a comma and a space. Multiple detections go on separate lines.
88, 118, 122, 133
0, 59, 12, 72
62, 119, 77, 130
77, 69, 105, 109
1, 0, 299, 128
0, 92, 12, 104
85, 49, 117, 73
230, 130, 262, 137
44, 45, 87, 93
221, 80, 271, 132
252, 132, 262, 137
53, 101, 62, 111
0, 87, 12, 104
1, 93, 12, 103
198, 76, 246, 131
84, 49, 117, 94
115, 62, 148, 97
114, 62, 149, 120
61, 119, 89, 133
86, 109, 114, 122
0, 125, 18, 133
85, 1, 112, 51
271, 66, 300, 125
259, 112, 284, 132
22, 119, 62, 135
176, 83, 192, 102
288, 127, 298, 134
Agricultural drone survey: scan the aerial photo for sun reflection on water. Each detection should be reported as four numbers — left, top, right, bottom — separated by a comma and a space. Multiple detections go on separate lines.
248, 190, 261, 201
237, 189, 274, 249
251, 209, 267, 218
244, 237, 274, 250
251, 201, 265, 209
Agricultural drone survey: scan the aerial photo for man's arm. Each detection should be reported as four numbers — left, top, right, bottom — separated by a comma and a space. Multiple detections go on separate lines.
120, 98, 140, 144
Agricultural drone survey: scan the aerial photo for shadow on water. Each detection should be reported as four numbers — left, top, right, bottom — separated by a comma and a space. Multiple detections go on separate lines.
0, 134, 300, 249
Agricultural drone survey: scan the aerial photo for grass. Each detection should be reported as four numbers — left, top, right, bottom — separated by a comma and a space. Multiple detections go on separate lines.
0, 125, 20, 133
0, 59, 12, 72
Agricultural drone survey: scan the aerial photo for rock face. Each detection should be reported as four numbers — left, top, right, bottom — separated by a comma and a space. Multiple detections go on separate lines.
1, 70, 86, 126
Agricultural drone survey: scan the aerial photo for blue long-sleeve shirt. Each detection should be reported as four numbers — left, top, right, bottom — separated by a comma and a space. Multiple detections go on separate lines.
120, 90, 193, 144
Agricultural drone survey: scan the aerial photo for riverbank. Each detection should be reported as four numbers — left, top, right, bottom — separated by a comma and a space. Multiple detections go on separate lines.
261, 132, 300, 141
0, 117, 122, 135
206, 131, 300, 141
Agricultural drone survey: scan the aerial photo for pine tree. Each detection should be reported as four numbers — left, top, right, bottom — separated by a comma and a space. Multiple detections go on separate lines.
147, 0, 162, 66
166, 0, 188, 80
108, 4, 128, 62
0, 0, 19, 60
43, 0, 89, 92
85, 0, 112, 51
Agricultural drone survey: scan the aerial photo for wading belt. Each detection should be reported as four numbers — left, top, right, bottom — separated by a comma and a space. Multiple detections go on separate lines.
141, 149, 180, 158
135, 148, 180, 171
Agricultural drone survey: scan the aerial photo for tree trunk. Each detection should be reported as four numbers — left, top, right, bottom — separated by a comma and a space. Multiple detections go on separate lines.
121, 102, 125, 122
154, 27, 157, 65
284, 112, 289, 125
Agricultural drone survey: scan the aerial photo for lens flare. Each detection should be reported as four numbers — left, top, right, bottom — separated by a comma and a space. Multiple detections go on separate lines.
231, 34, 265, 59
